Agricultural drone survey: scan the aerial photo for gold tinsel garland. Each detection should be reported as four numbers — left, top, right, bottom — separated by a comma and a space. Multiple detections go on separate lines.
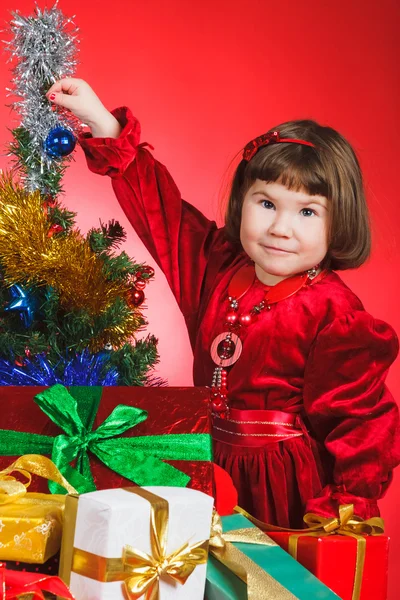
0, 176, 141, 350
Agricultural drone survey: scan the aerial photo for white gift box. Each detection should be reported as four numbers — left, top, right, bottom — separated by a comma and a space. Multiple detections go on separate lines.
59, 486, 214, 600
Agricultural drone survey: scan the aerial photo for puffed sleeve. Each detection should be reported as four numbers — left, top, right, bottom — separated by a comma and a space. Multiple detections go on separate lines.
303, 310, 400, 519
79, 108, 230, 344
79, 107, 142, 177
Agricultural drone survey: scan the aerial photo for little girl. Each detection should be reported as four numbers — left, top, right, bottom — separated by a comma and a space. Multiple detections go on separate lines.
47, 79, 400, 528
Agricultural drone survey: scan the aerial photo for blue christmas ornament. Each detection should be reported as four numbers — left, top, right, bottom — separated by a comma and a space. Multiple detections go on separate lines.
44, 126, 76, 158
4, 284, 37, 327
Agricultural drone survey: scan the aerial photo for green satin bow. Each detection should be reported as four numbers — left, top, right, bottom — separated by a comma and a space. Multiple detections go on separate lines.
0, 384, 212, 493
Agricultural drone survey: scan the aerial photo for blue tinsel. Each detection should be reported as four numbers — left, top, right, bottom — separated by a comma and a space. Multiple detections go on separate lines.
0, 349, 119, 386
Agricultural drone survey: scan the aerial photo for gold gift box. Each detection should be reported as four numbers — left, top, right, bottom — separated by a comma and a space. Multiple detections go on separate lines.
0, 492, 66, 563
0, 454, 76, 563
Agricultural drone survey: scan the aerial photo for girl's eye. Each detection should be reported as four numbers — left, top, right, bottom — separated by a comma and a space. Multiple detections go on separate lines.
300, 208, 316, 217
261, 200, 275, 209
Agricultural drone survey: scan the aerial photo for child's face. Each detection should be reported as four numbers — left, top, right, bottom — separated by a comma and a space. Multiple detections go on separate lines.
240, 180, 329, 286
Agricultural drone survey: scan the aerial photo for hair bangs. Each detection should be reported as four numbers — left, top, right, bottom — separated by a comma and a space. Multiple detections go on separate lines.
244, 144, 330, 199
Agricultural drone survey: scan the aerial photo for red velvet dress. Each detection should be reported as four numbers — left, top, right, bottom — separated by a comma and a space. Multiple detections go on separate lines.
80, 108, 400, 527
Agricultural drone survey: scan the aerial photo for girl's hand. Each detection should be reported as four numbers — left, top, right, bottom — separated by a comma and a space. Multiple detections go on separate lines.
46, 78, 121, 138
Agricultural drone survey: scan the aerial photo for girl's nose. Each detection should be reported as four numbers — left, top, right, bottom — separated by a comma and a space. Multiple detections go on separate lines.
268, 214, 292, 237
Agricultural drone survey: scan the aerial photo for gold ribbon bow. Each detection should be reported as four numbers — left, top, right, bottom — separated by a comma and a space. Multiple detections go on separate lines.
302, 503, 384, 536
69, 487, 208, 600
236, 504, 385, 600
208, 511, 297, 600
0, 454, 77, 504
121, 487, 209, 599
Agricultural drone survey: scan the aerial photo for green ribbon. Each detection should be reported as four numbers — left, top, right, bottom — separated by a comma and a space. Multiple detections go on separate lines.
0, 384, 212, 493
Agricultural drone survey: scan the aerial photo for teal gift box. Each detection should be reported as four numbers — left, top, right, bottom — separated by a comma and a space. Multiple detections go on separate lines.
205, 514, 340, 600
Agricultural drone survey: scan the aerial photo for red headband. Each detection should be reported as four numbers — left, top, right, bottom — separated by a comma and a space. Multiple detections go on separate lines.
243, 131, 315, 162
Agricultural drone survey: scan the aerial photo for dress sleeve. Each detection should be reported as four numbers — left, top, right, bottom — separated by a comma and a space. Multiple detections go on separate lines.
79, 107, 228, 329
303, 310, 400, 519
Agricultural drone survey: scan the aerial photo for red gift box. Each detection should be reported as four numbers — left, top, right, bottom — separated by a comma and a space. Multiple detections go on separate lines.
0, 561, 73, 599
267, 531, 389, 600
0, 386, 214, 497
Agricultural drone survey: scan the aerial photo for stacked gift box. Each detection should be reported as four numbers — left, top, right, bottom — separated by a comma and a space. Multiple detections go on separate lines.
0, 383, 214, 595
0, 384, 390, 599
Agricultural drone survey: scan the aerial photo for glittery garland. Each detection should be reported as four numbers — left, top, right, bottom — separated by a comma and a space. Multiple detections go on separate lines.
3, 2, 80, 195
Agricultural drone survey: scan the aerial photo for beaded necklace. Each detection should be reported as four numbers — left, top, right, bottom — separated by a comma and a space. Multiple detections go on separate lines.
210, 264, 326, 416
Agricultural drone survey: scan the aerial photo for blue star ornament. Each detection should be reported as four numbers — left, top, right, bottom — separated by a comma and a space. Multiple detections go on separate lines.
4, 284, 37, 327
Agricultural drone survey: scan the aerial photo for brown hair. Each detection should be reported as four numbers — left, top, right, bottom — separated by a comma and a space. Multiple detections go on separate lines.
225, 120, 371, 270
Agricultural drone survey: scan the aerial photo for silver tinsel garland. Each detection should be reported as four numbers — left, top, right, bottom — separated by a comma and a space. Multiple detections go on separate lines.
3, 1, 79, 193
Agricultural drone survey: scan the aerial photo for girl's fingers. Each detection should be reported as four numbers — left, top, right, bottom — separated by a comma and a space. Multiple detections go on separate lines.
47, 91, 80, 111
46, 78, 103, 123
47, 78, 82, 96
46, 78, 89, 112
46, 81, 66, 96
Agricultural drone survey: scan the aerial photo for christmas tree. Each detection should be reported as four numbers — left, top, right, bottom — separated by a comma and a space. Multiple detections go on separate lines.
0, 3, 160, 386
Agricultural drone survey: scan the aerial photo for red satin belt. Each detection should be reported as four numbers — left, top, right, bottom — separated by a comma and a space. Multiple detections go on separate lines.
212, 408, 304, 447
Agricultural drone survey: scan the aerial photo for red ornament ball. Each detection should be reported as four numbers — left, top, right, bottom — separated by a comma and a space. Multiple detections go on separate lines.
127, 288, 145, 307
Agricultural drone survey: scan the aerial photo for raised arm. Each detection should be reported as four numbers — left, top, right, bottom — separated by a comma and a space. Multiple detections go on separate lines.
47, 80, 232, 344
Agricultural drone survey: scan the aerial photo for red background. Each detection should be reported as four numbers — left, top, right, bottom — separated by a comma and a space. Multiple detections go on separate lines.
0, 0, 399, 593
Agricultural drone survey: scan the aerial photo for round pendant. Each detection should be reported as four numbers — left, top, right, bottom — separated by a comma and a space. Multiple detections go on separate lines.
210, 332, 242, 367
